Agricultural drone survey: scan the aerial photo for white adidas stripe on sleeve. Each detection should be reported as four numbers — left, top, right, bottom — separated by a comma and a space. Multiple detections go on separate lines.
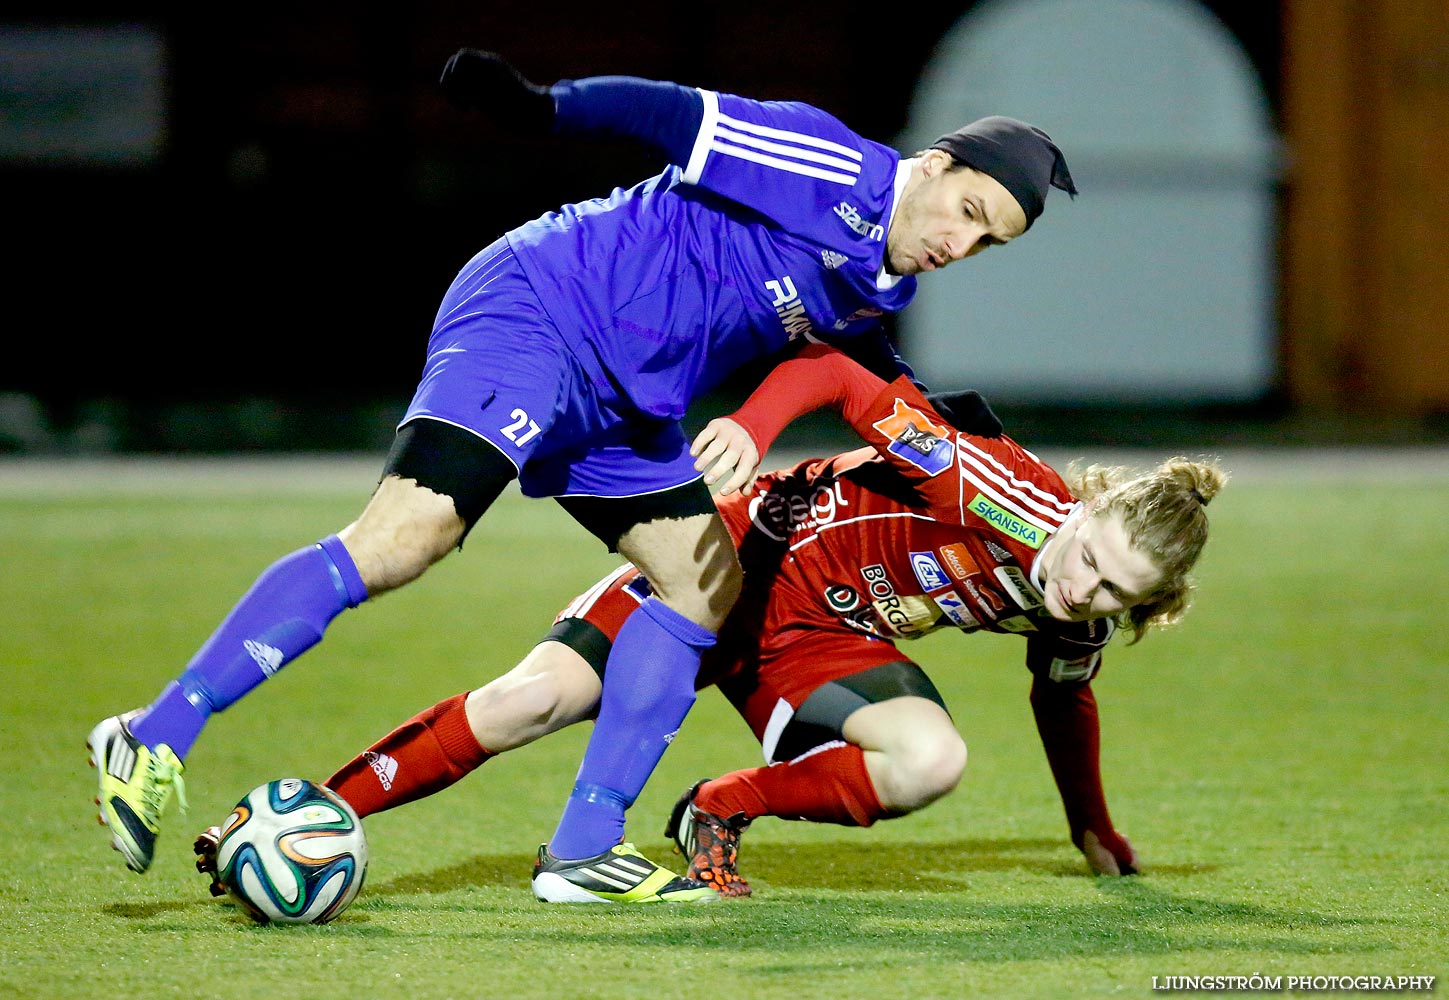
956, 441, 1072, 535
683, 91, 862, 187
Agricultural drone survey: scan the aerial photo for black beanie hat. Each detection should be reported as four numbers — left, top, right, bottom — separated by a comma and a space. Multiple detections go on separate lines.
930, 116, 1077, 229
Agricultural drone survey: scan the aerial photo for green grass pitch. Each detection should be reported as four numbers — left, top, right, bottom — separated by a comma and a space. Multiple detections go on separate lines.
1, 454, 1446, 999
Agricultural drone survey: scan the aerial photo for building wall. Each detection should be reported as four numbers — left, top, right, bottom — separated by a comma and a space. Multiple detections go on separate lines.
1282, 0, 1449, 415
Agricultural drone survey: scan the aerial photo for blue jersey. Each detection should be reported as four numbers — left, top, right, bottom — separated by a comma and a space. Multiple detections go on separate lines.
505, 85, 918, 421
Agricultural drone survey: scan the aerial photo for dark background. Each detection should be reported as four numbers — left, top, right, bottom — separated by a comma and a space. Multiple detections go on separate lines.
4, 2, 1301, 453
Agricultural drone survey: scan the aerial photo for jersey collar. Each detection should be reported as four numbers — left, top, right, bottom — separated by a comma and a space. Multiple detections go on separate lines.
1031, 500, 1085, 594
874, 158, 915, 292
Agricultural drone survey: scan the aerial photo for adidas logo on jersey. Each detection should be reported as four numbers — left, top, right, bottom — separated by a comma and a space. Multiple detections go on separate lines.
820, 249, 848, 269
364, 751, 398, 791
243, 639, 284, 676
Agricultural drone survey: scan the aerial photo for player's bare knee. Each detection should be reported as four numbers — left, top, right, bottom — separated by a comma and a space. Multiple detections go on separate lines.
882, 736, 966, 812
339, 476, 465, 593
620, 515, 743, 630
917, 734, 968, 803
698, 552, 744, 626
884, 732, 966, 811
652, 560, 741, 629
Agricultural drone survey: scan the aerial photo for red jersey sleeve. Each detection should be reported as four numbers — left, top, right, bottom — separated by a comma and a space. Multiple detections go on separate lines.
1029, 675, 1129, 859
729, 344, 900, 456
727, 344, 967, 491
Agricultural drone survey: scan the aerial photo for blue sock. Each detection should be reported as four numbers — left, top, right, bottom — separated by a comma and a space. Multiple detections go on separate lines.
549, 597, 715, 860
129, 535, 367, 759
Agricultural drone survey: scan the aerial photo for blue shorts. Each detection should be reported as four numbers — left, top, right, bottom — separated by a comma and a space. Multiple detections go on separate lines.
400, 239, 705, 500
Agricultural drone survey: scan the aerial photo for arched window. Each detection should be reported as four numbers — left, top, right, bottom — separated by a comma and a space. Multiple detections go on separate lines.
898, 0, 1278, 404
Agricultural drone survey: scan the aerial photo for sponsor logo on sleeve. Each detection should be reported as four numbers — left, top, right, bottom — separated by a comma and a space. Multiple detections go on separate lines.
933, 590, 979, 629
871, 593, 941, 638
825, 583, 863, 613
968, 493, 1046, 549
910, 552, 948, 591
938, 542, 975, 580
994, 565, 1045, 610
961, 574, 1005, 618
1049, 651, 1101, 682
994, 615, 1039, 634
861, 563, 895, 600
873, 399, 954, 476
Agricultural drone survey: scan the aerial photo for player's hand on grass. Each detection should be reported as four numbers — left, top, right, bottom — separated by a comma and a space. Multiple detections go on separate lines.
691, 418, 761, 497
439, 49, 555, 133
1082, 828, 1138, 876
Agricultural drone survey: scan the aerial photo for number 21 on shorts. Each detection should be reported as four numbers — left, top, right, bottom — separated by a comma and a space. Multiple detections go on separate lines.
501, 408, 541, 448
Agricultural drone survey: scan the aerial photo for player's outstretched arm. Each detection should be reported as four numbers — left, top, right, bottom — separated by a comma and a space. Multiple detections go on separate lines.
438, 48, 703, 164
1028, 675, 1139, 876
697, 343, 893, 461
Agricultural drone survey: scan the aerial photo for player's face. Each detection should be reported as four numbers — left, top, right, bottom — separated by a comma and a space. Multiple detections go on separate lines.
886, 151, 1029, 275
1038, 506, 1164, 622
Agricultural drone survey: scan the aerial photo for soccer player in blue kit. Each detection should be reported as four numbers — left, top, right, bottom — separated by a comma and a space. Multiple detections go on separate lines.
88, 48, 1078, 902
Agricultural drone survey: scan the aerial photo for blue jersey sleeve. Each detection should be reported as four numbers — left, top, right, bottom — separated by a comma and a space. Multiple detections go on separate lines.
551, 76, 704, 167
551, 79, 901, 254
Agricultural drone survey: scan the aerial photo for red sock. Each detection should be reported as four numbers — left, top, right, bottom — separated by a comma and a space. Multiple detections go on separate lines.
695, 744, 886, 827
324, 692, 492, 818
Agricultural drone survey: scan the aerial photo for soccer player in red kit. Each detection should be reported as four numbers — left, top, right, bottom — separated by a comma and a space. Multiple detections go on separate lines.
213, 346, 1223, 900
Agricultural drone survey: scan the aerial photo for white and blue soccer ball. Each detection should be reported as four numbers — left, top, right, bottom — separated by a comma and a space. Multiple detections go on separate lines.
216, 778, 368, 925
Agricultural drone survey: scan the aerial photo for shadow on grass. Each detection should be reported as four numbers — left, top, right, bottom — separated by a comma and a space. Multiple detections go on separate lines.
103, 899, 202, 920
749, 838, 1217, 888
104, 895, 386, 930
366, 837, 1217, 898
100, 842, 1386, 964
349, 839, 1388, 964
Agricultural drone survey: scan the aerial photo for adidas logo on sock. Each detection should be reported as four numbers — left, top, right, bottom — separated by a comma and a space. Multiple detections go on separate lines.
243, 640, 284, 677
364, 751, 398, 791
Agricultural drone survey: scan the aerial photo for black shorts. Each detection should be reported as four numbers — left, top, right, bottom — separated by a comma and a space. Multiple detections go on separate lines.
384, 417, 715, 550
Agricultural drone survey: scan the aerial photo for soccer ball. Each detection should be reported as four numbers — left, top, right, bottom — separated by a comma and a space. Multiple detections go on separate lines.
215, 778, 368, 925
